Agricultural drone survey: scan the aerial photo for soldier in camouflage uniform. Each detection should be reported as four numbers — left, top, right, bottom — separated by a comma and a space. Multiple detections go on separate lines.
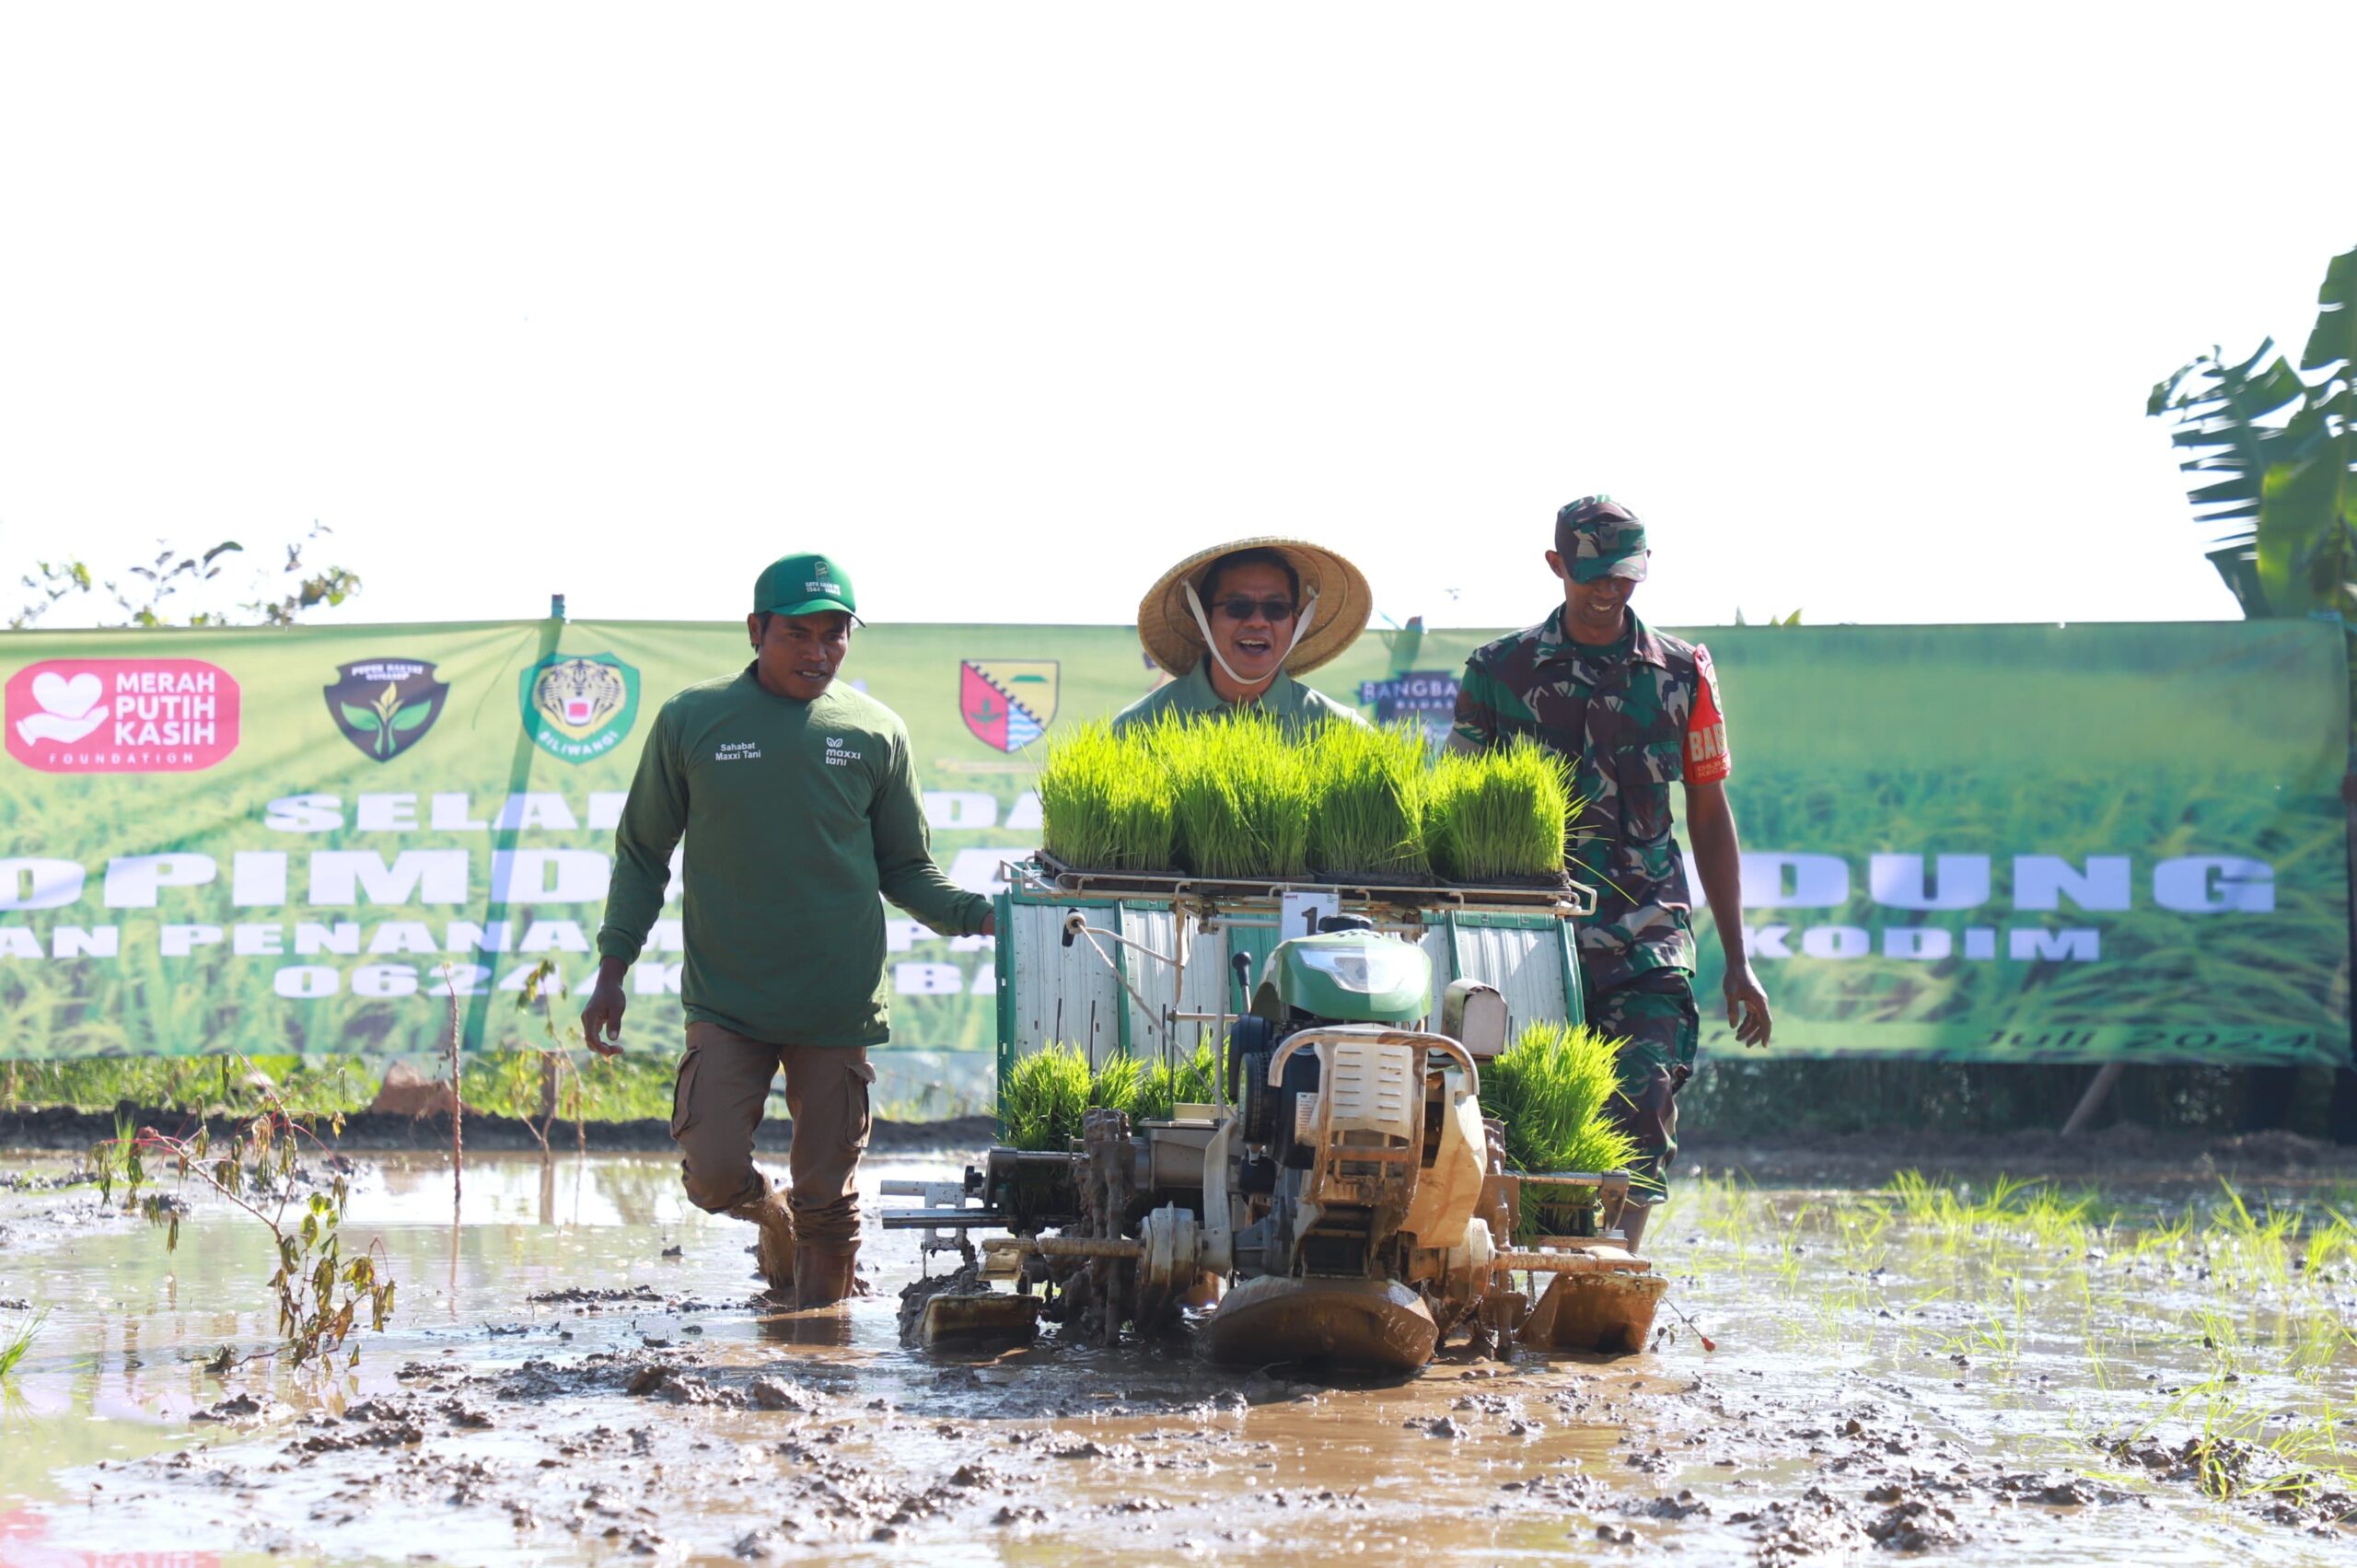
1451, 496, 1771, 1248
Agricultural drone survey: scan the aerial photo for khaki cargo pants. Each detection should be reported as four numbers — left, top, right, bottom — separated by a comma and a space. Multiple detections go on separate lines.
669, 1021, 876, 1249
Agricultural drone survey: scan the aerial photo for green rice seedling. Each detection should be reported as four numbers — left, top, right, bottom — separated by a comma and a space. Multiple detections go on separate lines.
1001, 1041, 1091, 1151
1005, 1043, 1214, 1147
1425, 735, 1572, 881
1038, 721, 1124, 868
1478, 1020, 1635, 1176
1305, 721, 1431, 878
1164, 713, 1311, 879
1887, 1168, 1940, 1225
1478, 1021, 1638, 1236
1038, 722, 1178, 871
1830, 1200, 1893, 1275
2302, 1213, 2355, 1279
1774, 1204, 1815, 1291
1136, 1041, 1221, 1120
0, 1308, 46, 1378
1086, 1052, 1144, 1119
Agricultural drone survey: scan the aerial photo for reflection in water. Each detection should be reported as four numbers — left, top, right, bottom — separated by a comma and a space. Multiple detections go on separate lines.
755, 1307, 855, 1350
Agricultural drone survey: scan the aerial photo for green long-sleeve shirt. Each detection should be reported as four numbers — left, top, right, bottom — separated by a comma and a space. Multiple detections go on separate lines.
596, 665, 991, 1048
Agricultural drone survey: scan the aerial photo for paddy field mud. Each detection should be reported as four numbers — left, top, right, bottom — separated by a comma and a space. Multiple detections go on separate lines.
4, 1141, 2355, 1565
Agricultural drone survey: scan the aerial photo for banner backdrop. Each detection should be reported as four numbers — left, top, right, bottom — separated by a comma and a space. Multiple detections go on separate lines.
0, 617, 2345, 1065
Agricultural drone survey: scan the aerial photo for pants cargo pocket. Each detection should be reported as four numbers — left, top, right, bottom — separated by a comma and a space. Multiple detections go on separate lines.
669, 1050, 702, 1140
844, 1059, 876, 1152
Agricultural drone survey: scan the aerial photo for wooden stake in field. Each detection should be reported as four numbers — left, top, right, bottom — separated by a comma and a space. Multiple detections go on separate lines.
443, 966, 463, 1218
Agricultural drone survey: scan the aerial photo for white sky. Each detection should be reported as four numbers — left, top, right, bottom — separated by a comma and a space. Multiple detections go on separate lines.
3, 4, 2351, 635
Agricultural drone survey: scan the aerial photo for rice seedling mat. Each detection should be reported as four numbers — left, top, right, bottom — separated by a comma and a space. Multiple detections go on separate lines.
1019, 850, 1598, 919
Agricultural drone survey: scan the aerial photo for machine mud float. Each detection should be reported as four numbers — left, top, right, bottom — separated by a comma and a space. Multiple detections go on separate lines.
887, 865, 1665, 1375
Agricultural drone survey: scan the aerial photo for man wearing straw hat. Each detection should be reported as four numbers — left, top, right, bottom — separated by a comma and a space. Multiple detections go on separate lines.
1114, 539, 1374, 733
1452, 497, 1772, 1251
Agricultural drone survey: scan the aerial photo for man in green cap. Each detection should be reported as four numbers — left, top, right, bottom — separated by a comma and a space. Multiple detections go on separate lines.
1450, 496, 1771, 1249
582, 552, 994, 1308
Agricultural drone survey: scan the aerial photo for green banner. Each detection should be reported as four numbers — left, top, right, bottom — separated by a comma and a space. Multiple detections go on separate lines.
0, 617, 2345, 1065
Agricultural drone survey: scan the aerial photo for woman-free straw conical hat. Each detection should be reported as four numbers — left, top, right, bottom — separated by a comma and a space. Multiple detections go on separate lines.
1136, 538, 1373, 679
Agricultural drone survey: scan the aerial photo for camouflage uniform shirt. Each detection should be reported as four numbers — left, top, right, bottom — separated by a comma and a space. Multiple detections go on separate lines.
1451, 608, 1731, 988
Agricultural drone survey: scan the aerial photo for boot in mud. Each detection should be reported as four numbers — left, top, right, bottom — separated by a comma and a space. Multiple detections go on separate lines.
728, 1182, 797, 1301
794, 1243, 859, 1310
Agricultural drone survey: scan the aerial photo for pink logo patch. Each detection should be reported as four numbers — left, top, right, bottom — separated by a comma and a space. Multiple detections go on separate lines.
6, 658, 241, 772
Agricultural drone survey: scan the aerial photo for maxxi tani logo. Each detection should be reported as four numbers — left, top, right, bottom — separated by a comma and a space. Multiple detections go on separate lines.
6, 658, 241, 772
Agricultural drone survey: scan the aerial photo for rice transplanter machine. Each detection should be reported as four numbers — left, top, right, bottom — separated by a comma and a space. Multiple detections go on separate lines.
883, 855, 1666, 1371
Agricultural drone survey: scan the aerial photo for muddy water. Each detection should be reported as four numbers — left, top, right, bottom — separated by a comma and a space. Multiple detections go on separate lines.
2, 1153, 2353, 1565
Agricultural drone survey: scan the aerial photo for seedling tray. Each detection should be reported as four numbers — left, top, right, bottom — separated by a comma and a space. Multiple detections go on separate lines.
1021, 851, 1597, 920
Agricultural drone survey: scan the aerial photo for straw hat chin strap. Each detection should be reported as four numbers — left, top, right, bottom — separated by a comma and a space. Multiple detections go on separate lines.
1183, 582, 1320, 691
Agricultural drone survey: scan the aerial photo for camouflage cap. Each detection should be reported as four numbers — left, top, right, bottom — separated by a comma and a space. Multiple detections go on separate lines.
1555, 495, 1649, 584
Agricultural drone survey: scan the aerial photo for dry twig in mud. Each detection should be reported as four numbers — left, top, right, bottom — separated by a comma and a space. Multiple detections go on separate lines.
88, 1066, 397, 1371
518, 958, 591, 1156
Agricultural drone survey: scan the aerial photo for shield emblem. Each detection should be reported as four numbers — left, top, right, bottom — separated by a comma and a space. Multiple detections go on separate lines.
519, 652, 642, 765
325, 658, 448, 761
959, 659, 1059, 752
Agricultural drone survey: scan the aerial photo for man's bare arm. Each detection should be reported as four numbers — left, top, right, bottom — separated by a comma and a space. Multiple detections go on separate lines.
1685, 778, 1771, 1048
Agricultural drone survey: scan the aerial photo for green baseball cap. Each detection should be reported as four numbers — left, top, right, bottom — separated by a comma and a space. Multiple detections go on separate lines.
753, 552, 858, 618
1555, 495, 1649, 584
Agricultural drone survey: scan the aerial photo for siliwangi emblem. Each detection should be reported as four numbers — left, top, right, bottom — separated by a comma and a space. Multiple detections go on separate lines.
325, 658, 448, 761
520, 652, 641, 764
959, 659, 1058, 752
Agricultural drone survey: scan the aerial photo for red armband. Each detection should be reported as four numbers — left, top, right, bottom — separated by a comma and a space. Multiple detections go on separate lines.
1685, 645, 1731, 784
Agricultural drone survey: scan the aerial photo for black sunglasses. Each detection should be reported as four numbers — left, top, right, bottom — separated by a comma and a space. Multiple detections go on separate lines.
1213, 596, 1296, 622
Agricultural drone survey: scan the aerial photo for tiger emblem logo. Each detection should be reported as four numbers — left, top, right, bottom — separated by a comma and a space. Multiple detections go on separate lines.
534, 657, 626, 731
517, 651, 641, 764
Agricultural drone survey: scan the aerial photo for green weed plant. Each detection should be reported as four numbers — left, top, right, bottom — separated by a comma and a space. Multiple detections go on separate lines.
87, 1059, 397, 1371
